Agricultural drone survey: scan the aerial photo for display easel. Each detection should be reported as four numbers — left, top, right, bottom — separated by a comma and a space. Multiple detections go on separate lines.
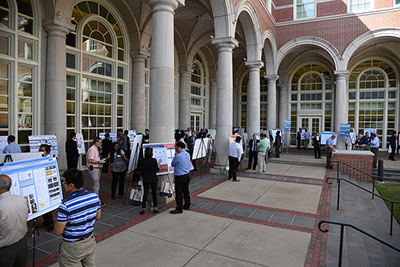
123, 143, 140, 206
193, 138, 214, 183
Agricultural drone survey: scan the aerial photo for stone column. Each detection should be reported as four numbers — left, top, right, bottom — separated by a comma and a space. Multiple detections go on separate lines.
211, 37, 238, 166
233, 84, 239, 126
179, 68, 191, 130
147, 0, 182, 143
278, 83, 289, 147
246, 61, 263, 135
266, 74, 279, 130
131, 52, 149, 133
43, 18, 75, 171
209, 78, 217, 129
334, 71, 349, 150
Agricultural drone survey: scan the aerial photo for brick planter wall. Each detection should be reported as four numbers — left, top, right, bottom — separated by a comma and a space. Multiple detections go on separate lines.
331, 151, 374, 182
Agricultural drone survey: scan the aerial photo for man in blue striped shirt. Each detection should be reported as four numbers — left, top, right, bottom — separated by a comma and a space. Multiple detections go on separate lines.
55, 169, 101, 266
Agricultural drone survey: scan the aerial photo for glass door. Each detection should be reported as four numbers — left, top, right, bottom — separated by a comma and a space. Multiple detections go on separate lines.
301, 117, 321, 148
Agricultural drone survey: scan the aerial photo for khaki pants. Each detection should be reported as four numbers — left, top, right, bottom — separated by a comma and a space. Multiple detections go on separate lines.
257, 152, 267, 172
59, 234, 96, 267
371, 147, 379, 168
89, 168, 101, 196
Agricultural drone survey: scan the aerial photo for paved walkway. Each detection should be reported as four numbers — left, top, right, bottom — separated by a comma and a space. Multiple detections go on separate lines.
27, 151, 400, 267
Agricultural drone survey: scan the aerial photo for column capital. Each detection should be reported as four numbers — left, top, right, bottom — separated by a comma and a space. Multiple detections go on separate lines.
334, 70, 349, 79
245, 60, 264, 70
43, 18, 75, 37
278, 83, 289, 90
130, 50, 150, 62
144, 0, 184, 13
209, 78, 217, 85
178, 67, 191, 76
211, 37, 239, 51
265, 74, 279, 81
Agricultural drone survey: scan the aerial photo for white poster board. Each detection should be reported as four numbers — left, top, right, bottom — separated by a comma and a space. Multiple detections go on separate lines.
229, 135, 244, 154
128, 130, 136, 150
28, 135, 59, 157
271, 129, 284, 143
0, 157, 63, 221
192, 138, 210, 160
321, 132, 337, 145
208, 129, 216, 139
75, 133, 85, 154
364, 128, 377, 135
128, 134, 143, 173
143, 143, 175, 175
99, 133, 117, 143
0, 136, 8, 153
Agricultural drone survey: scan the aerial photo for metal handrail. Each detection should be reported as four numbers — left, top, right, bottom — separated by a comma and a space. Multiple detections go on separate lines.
326, 177, 400, 235
318, 220, 400, 267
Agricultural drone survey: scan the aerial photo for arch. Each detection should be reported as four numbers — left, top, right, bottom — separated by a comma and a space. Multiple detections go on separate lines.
235, 0, 263, 62
276, 36, 341, 73
342, 28, 400, 70
262, 30, 277, 75
210, 0, 236, 38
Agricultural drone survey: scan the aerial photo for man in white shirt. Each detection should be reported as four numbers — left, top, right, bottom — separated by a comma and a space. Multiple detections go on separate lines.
228, 136, 242, 182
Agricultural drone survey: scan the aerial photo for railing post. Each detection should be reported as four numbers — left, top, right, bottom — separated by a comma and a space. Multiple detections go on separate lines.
337, 179, 341, 210
339, 224, 344, 267
378, 159, 384, 182
337, 161, 340, 178
372, 175, 375, 200
390, 202, 393, 236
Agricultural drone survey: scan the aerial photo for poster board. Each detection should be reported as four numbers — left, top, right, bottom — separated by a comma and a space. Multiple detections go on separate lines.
229, 135, 244, 154
321, 132, 337, 145
271, 129, 284, 143
0, 157, 63, 221
0, 152, 43, 163
143, 143, 175, 175
128, 134, 143, 173
0, 136, 7, 153
28, 135, 59, 157
75, 133, 85, 154
208, 129, 216, 139
99, 133, 117, 143
192, 138, 210, 160
128, 130, 136, 150
364, 129, 377, 135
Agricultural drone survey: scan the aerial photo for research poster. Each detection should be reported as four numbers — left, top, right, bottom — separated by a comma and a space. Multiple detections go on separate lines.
0, 135, 8, 153
192, 138, 210, 160
0, 157, 63, 221
75, 133, 85, 154
28, 135, 59, 157
143, 143, 175, 175
128, 134, 143, 173
128, 130, 136, 150
99, 132, 117, 143
321, 132, 337, 145
208, 129, 216, 139
229, 135, 244, 154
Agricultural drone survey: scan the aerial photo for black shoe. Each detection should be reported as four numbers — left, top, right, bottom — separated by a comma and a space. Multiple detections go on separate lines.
170, 209, 183, 214
315, 157, 318, 159
48, 224, 54, 232
246, 168, 251, 170
232, 180, 240, 182
139, 210, 145, 215
228, 177, 232, 180
154, 209, 159, 213
101, 202, 106, 207
111, 197, 116, 200
118, 196, 123, 199
183, 207, 190, 210
392, 159, 396, 161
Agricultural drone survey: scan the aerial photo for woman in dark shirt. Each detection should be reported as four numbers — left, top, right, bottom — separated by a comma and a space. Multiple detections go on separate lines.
139, 147, 161, 214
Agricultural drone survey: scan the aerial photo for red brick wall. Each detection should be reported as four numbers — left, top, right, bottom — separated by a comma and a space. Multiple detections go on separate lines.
332, 154, 374, 182
317, 1, 347, 17
276, 0, 293, 7
375, 0, 393, 9
276, 7, 293, 22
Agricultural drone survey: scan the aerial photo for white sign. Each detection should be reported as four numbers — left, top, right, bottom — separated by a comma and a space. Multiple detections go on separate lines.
364, 128, 377, 135
128, 134, 143, 173
143, 143, 175, 175
28, 135, 59, 157
128, 130, 136, 150
0, 157, 63, 221
75, 133, 85, 154
192, 138, 210, 160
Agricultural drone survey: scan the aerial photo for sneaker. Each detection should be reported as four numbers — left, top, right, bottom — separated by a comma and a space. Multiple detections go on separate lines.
101, 202, 106, 207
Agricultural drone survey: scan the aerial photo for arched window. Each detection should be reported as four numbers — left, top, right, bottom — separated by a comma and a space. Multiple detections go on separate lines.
0, 0, 39, 151
190, 53, 208, 132
290, 64, 333, 146
348, 59, 398, 149
66, 1, 128, 154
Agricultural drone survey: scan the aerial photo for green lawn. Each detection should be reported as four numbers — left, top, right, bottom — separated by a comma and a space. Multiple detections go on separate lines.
374, 183, 400, 224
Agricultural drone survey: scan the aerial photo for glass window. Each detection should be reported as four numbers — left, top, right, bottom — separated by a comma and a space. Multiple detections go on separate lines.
296, 0, 315, 19
18, 40, 33, 60
66, 53, 76, 69
349, 0, 372, 12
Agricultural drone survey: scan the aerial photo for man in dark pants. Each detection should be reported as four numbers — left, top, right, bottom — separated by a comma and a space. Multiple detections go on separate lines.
274, 131, 282, 158
187, 131, 197, 171
313, 132, 322, 159
101, 133, 113, 173
247, 134, 259, 170
297, 129, 301, 149
66, 132, 79, 169
388, 131, 396, 161
325, 135, 336, 169
170, 142, 194, 214
229, 136, 242, 182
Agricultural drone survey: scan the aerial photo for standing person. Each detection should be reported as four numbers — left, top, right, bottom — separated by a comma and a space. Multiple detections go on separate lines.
274, 131, 282, 158
170, 142, 194, 214
325, 135, 336, 169
101, 133, 113, 173
107, 142, 129, 200
257, 134, 268, 173
3, 135, 21, 154
0, 175, 29, 267
55, 169, 101, 267
143, 129, 150, 143
297, 129, 301, 150
187, 131, 197, 171
354, 134, 365, 150
228, 136, 242, 182
118, 129, 128, 154
86, 137, 106, 204
370, 133, 380, 168
304, 129, 311, 150
362, 132, 371, 150
205, 129, 210, 138
313, 132, 322, 159
247, 134, 259, 170
186, 127, 191, 137
37, 144, 54, 231
139, 147, 161, 214
65, 132, 79, 169
388, 131, 396, 161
